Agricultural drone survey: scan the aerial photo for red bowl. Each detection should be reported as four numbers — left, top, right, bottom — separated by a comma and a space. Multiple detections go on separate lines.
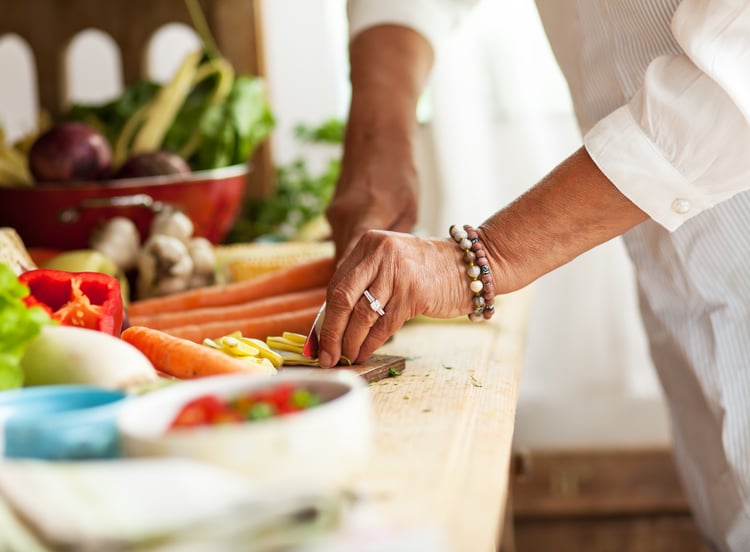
0, 164, 248, 250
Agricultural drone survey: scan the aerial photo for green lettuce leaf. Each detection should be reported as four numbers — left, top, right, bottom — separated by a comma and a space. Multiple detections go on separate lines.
0, 264, 53, 390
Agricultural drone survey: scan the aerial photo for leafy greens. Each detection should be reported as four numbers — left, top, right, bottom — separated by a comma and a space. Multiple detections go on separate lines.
0, 263, 52, 390
226, 119, 344, 242
66, 72, 274, 171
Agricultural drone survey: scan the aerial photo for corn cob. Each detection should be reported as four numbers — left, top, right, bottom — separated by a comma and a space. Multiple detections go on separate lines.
216, 241, 334, 282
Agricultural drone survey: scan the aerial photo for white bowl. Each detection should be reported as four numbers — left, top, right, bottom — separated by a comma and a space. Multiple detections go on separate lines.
116, 370, 372, 491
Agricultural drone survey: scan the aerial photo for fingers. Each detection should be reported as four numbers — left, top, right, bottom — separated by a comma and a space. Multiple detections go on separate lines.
316, 246, 374, 367
318, 231, 398, 367
341, 285, 391, 363
318, 231, 464, 367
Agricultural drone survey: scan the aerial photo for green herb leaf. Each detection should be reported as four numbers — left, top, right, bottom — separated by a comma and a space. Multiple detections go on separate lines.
442, 364, 454, 370
388, 367, 401, 378
294, 118, 345, 144
228, 118, 343, 242
470, 375, 484, 388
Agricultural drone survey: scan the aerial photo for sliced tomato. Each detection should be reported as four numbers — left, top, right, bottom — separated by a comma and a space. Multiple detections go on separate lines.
170, 395, 225, 429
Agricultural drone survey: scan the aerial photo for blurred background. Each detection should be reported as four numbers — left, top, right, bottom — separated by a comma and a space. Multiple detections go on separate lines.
2, 0, 699, 548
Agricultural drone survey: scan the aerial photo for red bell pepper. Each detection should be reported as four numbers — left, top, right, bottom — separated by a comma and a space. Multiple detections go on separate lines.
18, 269, 124, 336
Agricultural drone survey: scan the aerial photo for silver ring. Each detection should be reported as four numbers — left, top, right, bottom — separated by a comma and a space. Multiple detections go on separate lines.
363, 289, 386, 316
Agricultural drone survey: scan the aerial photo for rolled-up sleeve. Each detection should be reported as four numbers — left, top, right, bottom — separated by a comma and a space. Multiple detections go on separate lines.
584, 0, 750, 231
347, 0, 477, 49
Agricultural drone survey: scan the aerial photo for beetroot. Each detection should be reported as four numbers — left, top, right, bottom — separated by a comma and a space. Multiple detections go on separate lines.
29, 122, 113, 184
115, 151, 191, 179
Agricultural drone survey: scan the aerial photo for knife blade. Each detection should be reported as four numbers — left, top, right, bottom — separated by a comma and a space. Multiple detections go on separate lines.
302, 301, 326, 359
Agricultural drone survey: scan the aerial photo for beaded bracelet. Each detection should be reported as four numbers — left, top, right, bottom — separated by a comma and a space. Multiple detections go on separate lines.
449, 224, 496, 321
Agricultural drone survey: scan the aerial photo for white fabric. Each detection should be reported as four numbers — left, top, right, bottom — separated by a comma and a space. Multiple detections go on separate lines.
580, 0, 750, 231
349, 1, 750, 550
347, 0, 475, 53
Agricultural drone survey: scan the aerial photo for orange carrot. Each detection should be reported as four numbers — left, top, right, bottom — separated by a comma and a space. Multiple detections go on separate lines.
129, 286, 327, 330
160, 306, 320, 343
128, 256, 334, 317
120, 326, 273, 379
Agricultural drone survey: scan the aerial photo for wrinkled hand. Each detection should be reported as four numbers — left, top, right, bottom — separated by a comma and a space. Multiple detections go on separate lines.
316, 230, 472, 367
326, 132, 419, 263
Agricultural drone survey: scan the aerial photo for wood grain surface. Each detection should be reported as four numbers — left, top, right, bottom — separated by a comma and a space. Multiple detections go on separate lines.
350, 289, 532, 552
280, 354, 406, 383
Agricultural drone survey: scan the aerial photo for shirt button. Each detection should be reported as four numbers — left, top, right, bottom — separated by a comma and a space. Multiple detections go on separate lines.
672, 198, 691, 214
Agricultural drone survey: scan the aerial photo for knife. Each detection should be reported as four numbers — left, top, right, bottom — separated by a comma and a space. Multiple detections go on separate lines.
302, 301, 326, 359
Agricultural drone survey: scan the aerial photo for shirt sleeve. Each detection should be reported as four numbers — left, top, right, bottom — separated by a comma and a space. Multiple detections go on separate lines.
583, 0, 750, 231
347, 0, 477, 50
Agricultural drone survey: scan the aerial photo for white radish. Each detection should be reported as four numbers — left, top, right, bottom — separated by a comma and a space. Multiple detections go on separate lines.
20, 326, 159, 390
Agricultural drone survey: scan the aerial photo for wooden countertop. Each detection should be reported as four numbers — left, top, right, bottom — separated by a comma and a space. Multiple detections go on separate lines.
348, 289, 531, 551
0, 289, 531, 551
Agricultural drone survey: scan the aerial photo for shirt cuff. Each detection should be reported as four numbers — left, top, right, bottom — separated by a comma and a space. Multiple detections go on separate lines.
584, 106, 715, 232
347, 0, 460, 50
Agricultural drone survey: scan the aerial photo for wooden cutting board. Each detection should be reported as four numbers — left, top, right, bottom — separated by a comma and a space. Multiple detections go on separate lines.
281, 354, 406, 383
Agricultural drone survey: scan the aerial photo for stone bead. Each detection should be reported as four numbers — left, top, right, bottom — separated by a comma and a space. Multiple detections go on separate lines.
459, 238, 472, 251
480, 264, 490, 275
469, 312, 484, 322
451, 225, 468, 240
464, 250, 476, 264
470, 280, 484, 294
467, 265, 481, 279
476, 257, 488, 267
473, 295, 486, 308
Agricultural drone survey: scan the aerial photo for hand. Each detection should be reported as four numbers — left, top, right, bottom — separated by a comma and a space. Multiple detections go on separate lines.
316, 230, 472, 367
326, 128, 419, 262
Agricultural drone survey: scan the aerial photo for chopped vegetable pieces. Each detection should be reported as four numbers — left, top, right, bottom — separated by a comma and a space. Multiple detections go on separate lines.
121, 325, 276, 378
168, 383, 322, 430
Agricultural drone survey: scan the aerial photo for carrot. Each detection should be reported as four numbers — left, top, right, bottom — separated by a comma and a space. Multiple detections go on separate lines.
160, 306, 320, 343
128, 255, 334, 317
129, 286, 327, 330
120, 325, 274, 379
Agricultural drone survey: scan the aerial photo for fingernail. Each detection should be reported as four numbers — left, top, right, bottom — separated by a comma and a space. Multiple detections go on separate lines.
318, 351, 332, 368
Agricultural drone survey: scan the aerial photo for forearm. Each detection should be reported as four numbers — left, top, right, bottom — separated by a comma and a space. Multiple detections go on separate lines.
479, 147, 649, 292
346, 25, 434, 147
328, 25, 435, 259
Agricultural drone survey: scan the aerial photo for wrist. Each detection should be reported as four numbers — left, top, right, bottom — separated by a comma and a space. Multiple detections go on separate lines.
449, 225, 497, 321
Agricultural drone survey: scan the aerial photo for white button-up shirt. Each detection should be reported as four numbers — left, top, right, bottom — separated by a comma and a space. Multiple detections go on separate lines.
348, 0, 750, 232
347, 2, 750, 550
